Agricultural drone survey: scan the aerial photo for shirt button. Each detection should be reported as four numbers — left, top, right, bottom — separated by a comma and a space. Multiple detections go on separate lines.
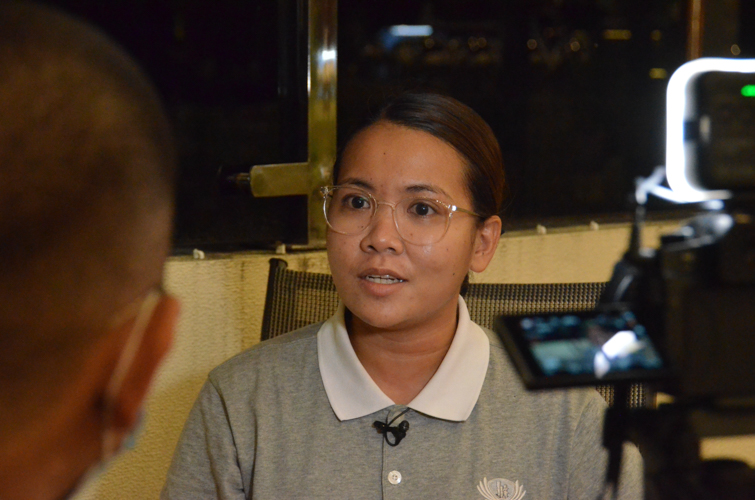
387, 470, 402, 485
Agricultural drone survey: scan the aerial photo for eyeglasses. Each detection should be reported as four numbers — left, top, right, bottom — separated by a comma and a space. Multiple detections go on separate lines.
321, 185, 482, 245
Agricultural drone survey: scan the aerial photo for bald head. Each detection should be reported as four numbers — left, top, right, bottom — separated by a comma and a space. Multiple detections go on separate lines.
0, 2, 175, 388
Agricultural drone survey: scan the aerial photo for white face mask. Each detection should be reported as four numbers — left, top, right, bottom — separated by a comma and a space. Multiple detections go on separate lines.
63, 290, 162, 500
62, 412, 147, 500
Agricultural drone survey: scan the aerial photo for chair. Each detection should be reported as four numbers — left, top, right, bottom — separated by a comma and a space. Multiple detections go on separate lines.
261, 258, 647, 408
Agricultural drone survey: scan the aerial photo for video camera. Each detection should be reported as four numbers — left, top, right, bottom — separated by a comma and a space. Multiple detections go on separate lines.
495, 59, 755, 499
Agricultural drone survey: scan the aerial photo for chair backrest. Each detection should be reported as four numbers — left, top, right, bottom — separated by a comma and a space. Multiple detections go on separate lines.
261, 258, 646, 408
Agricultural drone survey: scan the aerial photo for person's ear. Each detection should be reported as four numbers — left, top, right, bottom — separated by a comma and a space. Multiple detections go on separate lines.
470, 215, 502, 274
107, 294, 180, 434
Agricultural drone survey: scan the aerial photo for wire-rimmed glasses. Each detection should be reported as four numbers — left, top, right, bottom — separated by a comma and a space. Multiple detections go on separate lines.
321, 185, 482, 245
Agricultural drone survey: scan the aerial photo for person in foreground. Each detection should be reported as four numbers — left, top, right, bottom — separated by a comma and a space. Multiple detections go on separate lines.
0, 3, 180, 500
163, 92, 642, 499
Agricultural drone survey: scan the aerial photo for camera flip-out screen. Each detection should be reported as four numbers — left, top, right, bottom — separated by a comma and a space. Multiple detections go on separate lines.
495, 310, 672, 390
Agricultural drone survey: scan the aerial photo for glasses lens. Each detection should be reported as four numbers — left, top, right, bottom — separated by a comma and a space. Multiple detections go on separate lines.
395, 198, 450, 245
324, 187, 374, 235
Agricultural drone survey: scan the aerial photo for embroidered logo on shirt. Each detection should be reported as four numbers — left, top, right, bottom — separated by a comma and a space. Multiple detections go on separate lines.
477, 477, 526, 500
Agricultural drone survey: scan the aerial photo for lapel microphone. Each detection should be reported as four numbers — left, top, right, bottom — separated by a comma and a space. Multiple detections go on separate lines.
373, 408, 410, 446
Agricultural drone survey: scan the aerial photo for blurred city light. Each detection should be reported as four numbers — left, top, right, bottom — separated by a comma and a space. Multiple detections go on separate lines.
388, 25, 433, 37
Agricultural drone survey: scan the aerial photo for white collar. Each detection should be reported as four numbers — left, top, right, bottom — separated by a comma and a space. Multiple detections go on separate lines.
318, 296, 490, 422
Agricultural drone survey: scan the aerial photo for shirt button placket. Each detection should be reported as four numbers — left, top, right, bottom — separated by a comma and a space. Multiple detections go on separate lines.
382, 406, 409, 499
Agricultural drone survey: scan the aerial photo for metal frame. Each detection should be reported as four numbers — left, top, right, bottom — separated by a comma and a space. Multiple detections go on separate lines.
246, 0, 337, 248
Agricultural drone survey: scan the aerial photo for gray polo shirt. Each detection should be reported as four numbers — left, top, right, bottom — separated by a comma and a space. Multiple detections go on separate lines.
162, 298, 643, 499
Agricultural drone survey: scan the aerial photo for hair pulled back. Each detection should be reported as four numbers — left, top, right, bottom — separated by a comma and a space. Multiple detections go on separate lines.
336, 92, 506, 220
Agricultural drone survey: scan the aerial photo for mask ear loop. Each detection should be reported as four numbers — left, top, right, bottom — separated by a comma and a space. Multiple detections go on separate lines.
100, 289, 163, 461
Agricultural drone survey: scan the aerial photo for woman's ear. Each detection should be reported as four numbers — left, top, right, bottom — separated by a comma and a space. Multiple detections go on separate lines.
470, 215, 502, 273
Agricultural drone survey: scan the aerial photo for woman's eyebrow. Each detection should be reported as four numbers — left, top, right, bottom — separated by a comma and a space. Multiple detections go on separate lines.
337, 179, 452, 199
405, 183, 451, 198
338, 178, 374, 190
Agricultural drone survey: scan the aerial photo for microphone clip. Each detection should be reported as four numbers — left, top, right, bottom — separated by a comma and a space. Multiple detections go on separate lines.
373, 409, 411, 446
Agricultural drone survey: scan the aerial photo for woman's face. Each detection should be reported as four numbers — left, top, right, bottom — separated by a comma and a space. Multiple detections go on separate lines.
327, 121, 499, 334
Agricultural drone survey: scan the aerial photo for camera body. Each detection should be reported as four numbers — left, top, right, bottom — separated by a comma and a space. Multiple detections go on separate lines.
695, 72, 755, 192
641, 58, 755, 402
494, 58, 755, 500
497, 59, 755, 405
658, 210, 755, 400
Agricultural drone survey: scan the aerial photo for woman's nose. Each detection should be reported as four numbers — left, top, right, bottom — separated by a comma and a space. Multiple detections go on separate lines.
360, 203, 404, 254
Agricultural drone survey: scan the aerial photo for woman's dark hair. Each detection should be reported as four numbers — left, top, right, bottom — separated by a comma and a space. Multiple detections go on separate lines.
335, 92, 507, 221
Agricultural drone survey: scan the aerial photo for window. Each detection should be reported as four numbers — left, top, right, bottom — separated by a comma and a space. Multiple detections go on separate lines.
46, 0, 751, 248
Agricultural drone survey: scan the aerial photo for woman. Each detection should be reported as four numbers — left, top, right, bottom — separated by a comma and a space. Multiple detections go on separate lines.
162, 93, 642, 499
